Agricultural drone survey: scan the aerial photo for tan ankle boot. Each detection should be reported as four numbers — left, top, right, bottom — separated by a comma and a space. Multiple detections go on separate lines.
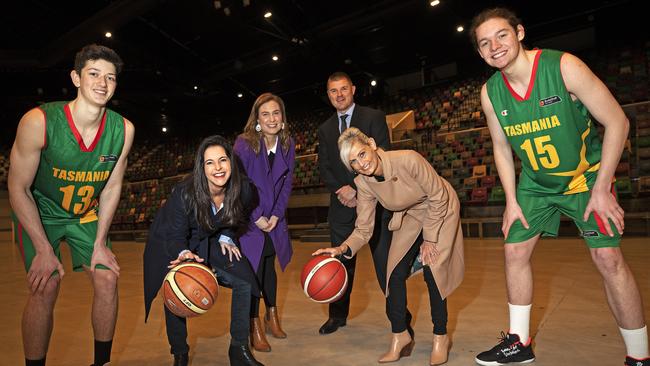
378, 330, 414, 363
265, 306, 287, 338
250, 317, 271, 352
430, 334, 450, 365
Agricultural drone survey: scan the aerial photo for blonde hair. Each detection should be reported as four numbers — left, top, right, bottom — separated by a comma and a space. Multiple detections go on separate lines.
338, 127, 372, 172
239, 92, 291, 155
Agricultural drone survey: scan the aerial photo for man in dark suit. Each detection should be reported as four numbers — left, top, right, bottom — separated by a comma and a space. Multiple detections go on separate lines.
317, 71, 391, 334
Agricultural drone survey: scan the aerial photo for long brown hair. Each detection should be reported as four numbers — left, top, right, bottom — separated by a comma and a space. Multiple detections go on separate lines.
239, 93, 291, 155
183, 135, 248, 232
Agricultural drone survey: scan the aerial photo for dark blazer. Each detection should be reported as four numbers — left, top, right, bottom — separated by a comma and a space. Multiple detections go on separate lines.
317, 104, 390, 224
143, 179, 260, 321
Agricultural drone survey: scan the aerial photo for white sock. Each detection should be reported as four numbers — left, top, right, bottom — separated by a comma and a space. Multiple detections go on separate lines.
509, 303, 531, 343
620, 325, 649, 359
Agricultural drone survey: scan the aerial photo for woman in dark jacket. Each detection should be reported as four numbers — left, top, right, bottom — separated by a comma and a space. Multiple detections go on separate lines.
143, 135, 264, 366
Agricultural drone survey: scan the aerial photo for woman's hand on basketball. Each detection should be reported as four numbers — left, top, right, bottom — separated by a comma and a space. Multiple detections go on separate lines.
502, 201, 529, 238
169, 250, 204, 268
420, 240, 440, 267
220, 241, 241, 262
584, 187, 625, 236
313, 244, 348, 258
27, 248, 64, 293
90, 243, 120, 277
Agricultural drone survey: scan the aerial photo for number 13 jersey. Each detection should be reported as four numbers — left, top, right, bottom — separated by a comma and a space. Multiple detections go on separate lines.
486, 49, 603, 196
32, 101, 125, 224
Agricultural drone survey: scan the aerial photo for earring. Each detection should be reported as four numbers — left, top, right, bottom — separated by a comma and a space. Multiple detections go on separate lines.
255, 123, 262, 132
281, 122, 285, 130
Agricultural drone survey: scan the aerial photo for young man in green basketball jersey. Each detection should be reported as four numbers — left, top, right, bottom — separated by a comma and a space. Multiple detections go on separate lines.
470, 8, 648, 366
8, 44, 135, 366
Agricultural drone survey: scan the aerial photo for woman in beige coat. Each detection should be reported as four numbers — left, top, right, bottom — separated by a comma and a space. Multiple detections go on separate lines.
314, 127, 464, 365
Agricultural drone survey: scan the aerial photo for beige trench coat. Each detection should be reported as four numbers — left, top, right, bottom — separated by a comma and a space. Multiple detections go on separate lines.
343, 149, 465, 299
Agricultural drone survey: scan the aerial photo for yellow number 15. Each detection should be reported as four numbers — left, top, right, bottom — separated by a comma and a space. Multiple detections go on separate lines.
520, 135, 560, 171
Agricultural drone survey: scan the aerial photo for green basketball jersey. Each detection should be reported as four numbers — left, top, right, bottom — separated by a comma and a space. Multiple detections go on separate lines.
32, 101, 125, 224
486, 49, 602, 196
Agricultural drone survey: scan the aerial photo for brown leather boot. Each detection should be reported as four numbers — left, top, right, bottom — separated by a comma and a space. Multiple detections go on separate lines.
430, 334, 450, 365
265, 307, 287, 339
250, 317, 271, 352
378, 330, 414, 363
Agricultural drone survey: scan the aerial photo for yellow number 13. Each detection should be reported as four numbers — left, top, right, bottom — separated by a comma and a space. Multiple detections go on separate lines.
520, 135, 560, 171
59, 185, 95, 214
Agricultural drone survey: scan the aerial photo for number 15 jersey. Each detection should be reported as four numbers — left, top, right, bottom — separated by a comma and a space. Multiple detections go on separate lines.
32, 101, 125, 225
486, 49, 603, 196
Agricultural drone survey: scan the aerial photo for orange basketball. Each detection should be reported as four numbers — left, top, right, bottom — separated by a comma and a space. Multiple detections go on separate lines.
162, 262, 218, 317
300, 255, 348, 303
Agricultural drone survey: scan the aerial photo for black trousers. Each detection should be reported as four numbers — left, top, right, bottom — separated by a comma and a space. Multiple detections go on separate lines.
251, 234, 277, 317
385, 232, 448, 335
328, 206, 390, 320
165, 266, 253, 355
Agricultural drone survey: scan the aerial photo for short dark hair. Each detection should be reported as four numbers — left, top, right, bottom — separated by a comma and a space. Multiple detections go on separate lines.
327, 71, 353, 87
74, 44, 124, 75
469, 7, 522, 49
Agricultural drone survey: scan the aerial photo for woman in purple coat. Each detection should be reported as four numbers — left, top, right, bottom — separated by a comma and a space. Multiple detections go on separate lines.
234, 93, 295, 352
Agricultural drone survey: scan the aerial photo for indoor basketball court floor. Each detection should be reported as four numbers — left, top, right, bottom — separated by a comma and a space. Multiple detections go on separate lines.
0, 237, 648, 365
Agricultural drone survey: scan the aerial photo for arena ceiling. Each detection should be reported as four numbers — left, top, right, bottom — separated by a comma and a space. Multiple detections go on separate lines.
0, 0, 643, 138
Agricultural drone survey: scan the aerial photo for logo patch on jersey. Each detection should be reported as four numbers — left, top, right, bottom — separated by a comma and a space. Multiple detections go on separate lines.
581, 230, 600, 238
501, 110, 508, 116
539, 95, 561, 107
99, 154, 118, 163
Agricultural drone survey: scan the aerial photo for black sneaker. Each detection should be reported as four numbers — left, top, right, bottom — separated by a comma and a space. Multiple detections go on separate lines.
625, 356, 650, 366
475, 332, 535, 365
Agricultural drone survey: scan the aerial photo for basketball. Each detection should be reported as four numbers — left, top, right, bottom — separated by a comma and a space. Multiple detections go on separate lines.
300, 255, 348, 303
162, 262, 219, 318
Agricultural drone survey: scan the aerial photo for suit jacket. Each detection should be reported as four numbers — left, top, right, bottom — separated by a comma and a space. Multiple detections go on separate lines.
343, 149, 465, 299
234, 136, 295, 272
143, 179, 260, 321
317, 104, 390, 224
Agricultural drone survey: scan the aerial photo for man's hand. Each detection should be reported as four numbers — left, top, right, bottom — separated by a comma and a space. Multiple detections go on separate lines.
502, 201, 529, 238
90, 243, 120, 277
584, 188, 624, 236
336, 185, 357, 207
27, 248, 64, 293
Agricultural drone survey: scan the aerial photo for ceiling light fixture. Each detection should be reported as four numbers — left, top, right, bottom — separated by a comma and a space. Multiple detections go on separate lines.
370, 80, 377, 86
430, 0, 440, 6
237, 93, 243, 98
272, 55, 279, 61
456, 25, 464, 32
264, 11, 272, 18
105, 32, 112, 38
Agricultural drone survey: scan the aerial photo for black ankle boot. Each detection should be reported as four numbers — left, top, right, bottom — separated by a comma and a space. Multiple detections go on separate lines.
228, 344, 264, 366
173, 353, 188, 366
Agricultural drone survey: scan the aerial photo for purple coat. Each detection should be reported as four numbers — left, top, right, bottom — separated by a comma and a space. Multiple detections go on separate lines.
234, 135, 295, 272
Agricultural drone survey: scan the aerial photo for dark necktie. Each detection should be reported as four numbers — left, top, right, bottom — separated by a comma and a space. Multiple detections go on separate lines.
339, 114, 348, 134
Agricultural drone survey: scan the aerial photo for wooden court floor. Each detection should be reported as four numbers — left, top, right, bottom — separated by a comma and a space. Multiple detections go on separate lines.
0, 237, 648, 365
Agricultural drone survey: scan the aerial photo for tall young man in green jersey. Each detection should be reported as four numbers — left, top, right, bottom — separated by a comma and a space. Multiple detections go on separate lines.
8, 44, 135, 366
470, 8, 648, 366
